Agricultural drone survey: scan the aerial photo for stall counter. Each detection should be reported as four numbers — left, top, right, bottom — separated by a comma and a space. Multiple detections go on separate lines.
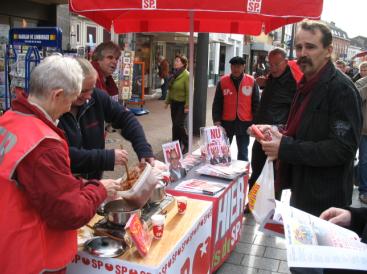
166, 161, 249, 272
67, 198, 212, 274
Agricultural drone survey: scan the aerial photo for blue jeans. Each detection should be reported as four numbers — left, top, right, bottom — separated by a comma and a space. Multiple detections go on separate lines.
358, 135, 367, 194
228, 133, 250, 161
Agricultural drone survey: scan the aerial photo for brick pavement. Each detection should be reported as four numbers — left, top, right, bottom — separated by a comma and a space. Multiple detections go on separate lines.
104, 87, 364, 274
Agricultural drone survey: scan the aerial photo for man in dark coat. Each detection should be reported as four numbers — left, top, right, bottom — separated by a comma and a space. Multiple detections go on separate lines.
58, 58, 154, 180
249, 47, 299, 192
259, 20, 362, 217
258, 19, 362, 274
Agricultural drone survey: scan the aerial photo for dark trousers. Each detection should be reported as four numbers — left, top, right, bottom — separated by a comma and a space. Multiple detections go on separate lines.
358, 135, 367, 193
228, 133, 249, 161
170, 101, 188, 154
249, 140, 267, 189
160, 77, 168, 99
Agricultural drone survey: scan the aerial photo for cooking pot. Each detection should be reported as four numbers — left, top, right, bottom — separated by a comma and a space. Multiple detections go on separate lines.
148, 181, 166, 204
104, 199, 141, 226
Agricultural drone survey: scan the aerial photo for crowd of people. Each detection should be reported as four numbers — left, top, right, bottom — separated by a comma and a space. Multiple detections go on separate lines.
3, 18, 367, 274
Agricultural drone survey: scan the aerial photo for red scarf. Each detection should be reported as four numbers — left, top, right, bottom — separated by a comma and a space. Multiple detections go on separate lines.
285, 63, 328, 137
275, 62, 329, 193
91, 61, 118, 96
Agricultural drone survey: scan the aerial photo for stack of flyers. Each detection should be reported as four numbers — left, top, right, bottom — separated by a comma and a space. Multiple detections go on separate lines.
196, 160, 247, 180
175, 179, 226, 196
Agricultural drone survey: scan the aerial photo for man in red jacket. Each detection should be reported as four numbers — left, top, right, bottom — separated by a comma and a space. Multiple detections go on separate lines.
91, 41, 121, 99
0, 55, 120, 274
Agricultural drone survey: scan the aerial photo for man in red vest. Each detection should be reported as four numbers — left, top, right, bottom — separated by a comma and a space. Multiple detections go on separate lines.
0, 55, 120, 274
212, 56, 260, 161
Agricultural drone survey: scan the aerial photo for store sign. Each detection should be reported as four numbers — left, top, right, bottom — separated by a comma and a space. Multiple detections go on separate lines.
247, 0, 262, 13
9, 27, 62, 48
142, 0, 157, 9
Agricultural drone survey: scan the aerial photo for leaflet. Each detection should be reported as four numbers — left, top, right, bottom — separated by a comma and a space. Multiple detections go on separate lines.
174, 179, 226, 196
264, 201, 367, 271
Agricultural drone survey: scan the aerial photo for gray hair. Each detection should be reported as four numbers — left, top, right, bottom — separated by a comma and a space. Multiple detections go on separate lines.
91, 41, 121, 61
29, 55, 83, 98
359, 61, 367, 70
75, 57, 97, 78
300, 20, 332, 48
269, 47, 287, 59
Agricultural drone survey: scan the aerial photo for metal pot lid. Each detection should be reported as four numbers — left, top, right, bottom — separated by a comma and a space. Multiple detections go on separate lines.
84, 236, 125, 258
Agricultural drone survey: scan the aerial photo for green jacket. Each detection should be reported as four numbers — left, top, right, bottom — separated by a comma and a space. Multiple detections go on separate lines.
166, 69, 189, 107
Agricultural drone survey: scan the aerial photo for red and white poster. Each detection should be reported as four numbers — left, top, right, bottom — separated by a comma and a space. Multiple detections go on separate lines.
201, 126, 231, 165
66, 204, 212, 274
162, 140, 183, 164
167, 173, 248, 272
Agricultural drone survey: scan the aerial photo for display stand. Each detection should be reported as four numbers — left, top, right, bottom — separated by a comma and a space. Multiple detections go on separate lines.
4, 27, 62, 109
128, 61, 149, 116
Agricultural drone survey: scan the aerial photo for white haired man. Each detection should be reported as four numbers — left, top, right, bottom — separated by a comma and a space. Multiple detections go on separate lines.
58, 58, 154, 180
0, 56, 120, 274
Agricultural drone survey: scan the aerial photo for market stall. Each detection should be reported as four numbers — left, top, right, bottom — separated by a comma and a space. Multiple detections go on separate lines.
67, 198, 212, 274
69, 0, 324, 153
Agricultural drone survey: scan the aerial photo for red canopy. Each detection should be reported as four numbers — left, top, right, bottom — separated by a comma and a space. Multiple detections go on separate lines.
69, 0, 323, 153
69, 0, 323, 35
352, 51, 367, 59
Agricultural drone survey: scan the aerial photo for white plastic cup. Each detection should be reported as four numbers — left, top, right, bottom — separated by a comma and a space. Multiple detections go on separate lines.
151, 214, 165, 239
176, 196, 188, 214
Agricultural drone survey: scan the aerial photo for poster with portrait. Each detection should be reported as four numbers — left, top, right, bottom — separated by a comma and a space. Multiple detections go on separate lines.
162, 140, 186, 182
201, 126, 231, 165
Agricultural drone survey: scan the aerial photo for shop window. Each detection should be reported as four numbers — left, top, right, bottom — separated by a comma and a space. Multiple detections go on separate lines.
76, 23, 81, 44
103, 29, 111, 42
86, 25, 97, 46
70, 22, 81, 48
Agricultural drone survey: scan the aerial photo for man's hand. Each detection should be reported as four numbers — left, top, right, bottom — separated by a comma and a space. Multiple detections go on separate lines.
320, 207, 352, 227
247, 124, 272, 139
100, 179, 120, 198
114, 149, 128, 166
259, 128, 282, 160
140, 157, 155, 167
184, 106, 189, 113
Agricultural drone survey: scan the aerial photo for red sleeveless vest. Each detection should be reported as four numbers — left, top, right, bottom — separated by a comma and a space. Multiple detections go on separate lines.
220, 74, 254, 121
288, 60, 303, 84
0, 110, 77, 274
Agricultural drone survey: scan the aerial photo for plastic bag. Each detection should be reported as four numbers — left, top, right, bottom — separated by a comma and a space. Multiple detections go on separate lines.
117, 163, 158, 208
125, 213, 152, 257
248, 158, 275, 223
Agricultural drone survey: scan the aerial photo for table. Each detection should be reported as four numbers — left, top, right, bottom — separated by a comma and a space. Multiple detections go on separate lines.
67, 198, 212, 274
166, 161, 249, 272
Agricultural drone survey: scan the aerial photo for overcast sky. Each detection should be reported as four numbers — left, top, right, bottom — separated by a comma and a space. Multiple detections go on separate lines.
321, 0, 366, 38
